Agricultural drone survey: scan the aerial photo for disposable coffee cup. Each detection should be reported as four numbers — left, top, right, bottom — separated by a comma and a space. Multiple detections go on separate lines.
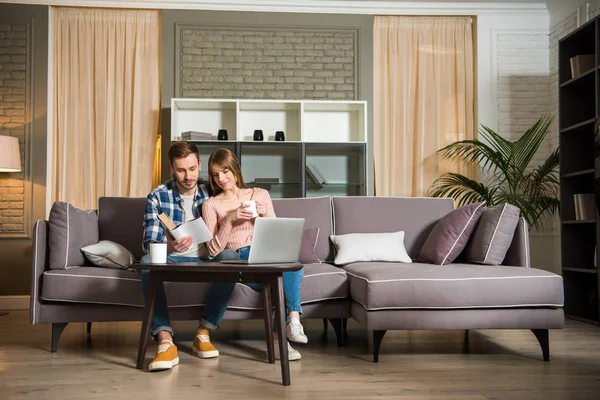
242, 200, 259, 218
149, 242, 167, 263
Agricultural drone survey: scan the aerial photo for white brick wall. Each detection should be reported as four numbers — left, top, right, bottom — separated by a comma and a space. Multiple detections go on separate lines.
496, 33, 551, 169
179, 28, 356, 99
0, 23, 26, 234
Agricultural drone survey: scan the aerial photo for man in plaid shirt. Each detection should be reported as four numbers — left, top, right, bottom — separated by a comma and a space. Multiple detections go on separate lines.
140, 141, 240, 372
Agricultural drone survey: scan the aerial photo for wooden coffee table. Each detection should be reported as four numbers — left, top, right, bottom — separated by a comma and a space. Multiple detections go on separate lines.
130, 262, 303, 386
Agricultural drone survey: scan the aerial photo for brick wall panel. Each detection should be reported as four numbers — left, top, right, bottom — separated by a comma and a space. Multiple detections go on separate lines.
0, 22, 26, 234
179, 27, 356, 100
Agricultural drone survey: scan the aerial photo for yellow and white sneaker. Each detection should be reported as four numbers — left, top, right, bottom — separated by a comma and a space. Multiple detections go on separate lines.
192, 334, 219, 359
149, 340, 179, 372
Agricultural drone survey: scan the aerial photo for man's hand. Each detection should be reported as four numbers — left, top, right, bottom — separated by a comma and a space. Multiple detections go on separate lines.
167, 232, 193, 253
256, 201, 267, 216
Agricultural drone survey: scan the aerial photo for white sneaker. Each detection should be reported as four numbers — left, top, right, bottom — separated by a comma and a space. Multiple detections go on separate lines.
273, 340, 301, 361
286, 319, 308, 344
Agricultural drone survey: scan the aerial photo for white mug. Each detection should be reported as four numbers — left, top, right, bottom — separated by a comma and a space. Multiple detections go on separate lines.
242, 200, 259, 218
149, 242, 167, 263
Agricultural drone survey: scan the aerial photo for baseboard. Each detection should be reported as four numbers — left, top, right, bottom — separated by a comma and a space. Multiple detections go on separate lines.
0, 295, 30, 310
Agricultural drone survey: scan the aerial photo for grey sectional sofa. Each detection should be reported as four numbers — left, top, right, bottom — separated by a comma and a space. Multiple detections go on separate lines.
30, 196, 564, 362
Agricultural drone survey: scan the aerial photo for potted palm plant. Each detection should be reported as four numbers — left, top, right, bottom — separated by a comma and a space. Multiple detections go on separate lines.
428, 116, 559, 230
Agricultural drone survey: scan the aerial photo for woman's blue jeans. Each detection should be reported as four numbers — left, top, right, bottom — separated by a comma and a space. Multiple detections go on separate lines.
139, 249, 240, 339
200, 246, 304, 332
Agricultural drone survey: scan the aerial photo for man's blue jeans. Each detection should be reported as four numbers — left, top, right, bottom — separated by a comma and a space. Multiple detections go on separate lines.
139, 249, 240, 339
200, 246, 304, 332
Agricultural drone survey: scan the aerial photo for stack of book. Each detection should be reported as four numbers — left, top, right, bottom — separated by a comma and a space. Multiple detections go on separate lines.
254, 178, 280, 184
181, 131, 212, 141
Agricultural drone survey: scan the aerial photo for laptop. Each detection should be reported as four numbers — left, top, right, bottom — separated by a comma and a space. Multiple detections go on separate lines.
221, 217, 305, 264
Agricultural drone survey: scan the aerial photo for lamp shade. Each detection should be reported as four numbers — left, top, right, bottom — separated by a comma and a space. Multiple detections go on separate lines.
0, 135, 21, 172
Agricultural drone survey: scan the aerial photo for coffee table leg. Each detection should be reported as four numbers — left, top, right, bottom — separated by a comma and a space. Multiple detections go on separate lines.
137, 272, 159, 369
262, 282, 274, 363
274, 275, 290, 386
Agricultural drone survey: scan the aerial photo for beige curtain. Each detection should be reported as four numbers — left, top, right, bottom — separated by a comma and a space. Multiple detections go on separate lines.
47, 7, 161, 210
373, 16, 476, 197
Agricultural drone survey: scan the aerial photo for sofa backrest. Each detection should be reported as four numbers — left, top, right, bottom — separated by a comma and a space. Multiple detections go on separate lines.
272, 196, 334, 262
332, 196, 454, 257
98, 197, 146, 261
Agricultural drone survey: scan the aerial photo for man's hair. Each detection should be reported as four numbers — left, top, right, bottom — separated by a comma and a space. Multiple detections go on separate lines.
207, 148, 247, 195
168, 141, 199, 164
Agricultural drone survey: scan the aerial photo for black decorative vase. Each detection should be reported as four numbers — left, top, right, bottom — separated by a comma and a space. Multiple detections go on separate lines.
253, 129, 264, 141
275, 131, 285, 141
217, 129, 228, 141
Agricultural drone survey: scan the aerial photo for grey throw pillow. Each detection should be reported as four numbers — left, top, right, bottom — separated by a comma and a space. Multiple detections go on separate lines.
464, 203, 521, 265
81, 240, 135, 270
48, 201, 99, 270
299, 228, 321, 264
418, 202, 486, 265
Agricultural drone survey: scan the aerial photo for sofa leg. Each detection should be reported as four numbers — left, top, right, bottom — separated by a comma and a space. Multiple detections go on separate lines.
328, 318, 344, 347
463, 330, 469, 353
342, 318, 348, 332
51, 323, 68, 353
86, 322, 92, 335
531, 329, 550, 361
373, 330, 387, 363
323, 318, 328, 333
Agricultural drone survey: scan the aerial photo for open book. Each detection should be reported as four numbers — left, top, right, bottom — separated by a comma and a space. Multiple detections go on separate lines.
158, 213, 213, 245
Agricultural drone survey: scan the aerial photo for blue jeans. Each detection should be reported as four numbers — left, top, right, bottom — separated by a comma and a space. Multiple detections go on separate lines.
139, 249, 240, 339
200, 246, 304, 332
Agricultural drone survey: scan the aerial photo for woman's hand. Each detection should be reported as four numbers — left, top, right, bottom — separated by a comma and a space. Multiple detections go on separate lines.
256, 201, 267, 216
167, 232, 193, 253
228, 204, 255, 222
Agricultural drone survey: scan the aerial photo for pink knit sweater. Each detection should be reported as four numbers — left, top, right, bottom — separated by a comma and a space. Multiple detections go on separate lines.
202, 187, 276, 257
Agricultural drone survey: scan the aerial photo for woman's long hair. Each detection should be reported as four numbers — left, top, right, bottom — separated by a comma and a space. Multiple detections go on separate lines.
207, 148, 247, 195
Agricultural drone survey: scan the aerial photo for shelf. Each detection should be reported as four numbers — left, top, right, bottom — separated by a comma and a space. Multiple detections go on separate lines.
560, 118, 596, 133
306, 182, 364, 188
562, 219, 596, 224
248, 182, 299, 186
559, 66, 597, 87
566, 315, 600, 325
563, 267, 598, 274
561, 169, 595, 178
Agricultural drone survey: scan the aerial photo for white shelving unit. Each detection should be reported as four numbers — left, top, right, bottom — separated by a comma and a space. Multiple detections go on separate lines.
170, 98, 368, 198
171, 98, 366, 143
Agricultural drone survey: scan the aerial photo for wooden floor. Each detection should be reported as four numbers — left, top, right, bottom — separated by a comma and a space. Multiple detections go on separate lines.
1, 311, 600, 399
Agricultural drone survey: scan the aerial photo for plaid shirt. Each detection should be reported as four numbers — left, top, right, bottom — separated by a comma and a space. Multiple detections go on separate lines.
142, 178, 214, 253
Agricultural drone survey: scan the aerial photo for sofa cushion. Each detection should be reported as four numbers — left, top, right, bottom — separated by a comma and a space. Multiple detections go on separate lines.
344, 262, 563, 310
502, 218, 530, 268
330, 231, 411, 265
98, 197, 146, 261
81, 240, 135, 270
465, 203, 521, 265
332, 196, 454, 257
41, 263, 347, 309
41, 267, 144, 306
273, 197, 333, 262
299, 228, 321, 264
48, 202, 99, 270
168, 263, 348, 309
418, 202, 486, 265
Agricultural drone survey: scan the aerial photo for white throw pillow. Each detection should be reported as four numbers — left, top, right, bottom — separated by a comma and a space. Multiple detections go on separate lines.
81, 240, 135, 270
329, 231, 412, 265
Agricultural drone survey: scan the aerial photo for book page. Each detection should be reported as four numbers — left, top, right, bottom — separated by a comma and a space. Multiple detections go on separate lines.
170, 218, 213, 245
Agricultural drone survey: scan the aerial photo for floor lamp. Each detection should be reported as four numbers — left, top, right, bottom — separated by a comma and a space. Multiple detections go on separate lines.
0, 135, 22, 317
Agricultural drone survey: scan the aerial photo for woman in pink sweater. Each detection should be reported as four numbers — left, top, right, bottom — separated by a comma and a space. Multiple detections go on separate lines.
202, 148, 306, 361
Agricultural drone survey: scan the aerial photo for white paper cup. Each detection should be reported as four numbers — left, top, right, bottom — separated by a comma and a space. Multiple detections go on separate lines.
242, 200, 259, 218
149, 243, 167, 263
